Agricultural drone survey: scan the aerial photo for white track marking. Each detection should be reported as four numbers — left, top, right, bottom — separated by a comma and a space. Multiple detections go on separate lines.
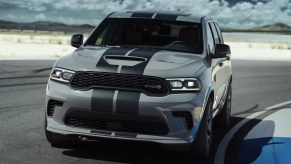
214, 100, 291, 164
264, 100, 291, 110
245, 108, 291, 139
214, 111, 264, 164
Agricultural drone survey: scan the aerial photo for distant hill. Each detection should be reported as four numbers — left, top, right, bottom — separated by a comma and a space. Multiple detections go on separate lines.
222, 23, 291, 34
0, 20, 95, 33
0, 20, 95, 28
0, 20, 17, 25
1, 20, 291, 34
220, 27, 235, 31
250, 23, 291, 31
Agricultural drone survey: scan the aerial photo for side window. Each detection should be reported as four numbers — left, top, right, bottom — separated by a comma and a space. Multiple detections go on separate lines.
206, 23, 215, 53
210, 23, 219, 44
214, 23, 224, 43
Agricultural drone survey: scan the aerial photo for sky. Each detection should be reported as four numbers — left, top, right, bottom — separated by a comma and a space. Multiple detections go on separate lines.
0, 0, 291, 29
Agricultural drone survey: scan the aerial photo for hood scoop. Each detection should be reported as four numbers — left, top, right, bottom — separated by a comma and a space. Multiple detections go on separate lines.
104, 55, 147, 66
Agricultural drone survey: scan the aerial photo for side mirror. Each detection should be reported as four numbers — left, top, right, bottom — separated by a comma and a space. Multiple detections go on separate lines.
213, 44, 231, 58
71, 34, 83, 48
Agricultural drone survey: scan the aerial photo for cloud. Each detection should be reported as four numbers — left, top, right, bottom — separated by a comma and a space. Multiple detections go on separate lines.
46, 0, 291, 28
35, 13, 45, 20
5, 14, 17, 19
0, 0, 291, 28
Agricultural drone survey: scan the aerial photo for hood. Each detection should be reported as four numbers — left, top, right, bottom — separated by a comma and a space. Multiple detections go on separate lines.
56, 46, 205, 78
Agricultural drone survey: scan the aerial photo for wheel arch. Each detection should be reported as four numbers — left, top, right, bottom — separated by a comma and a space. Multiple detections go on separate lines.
229, 75, 233, 85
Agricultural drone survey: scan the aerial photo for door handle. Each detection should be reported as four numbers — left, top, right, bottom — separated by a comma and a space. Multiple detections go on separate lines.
219, 62, 223, 66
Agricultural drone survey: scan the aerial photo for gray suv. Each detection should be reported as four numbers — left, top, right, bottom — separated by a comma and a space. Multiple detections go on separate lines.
45, 11, 232, 158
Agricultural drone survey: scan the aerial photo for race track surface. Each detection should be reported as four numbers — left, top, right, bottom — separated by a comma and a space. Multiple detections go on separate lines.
1, 60, 291, 164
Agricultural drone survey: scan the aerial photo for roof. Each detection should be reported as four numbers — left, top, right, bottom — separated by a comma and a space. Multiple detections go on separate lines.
108, 10, 205, 23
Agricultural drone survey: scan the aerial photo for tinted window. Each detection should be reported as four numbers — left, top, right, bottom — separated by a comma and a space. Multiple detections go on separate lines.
207, 23, 215, 53
95, 25, 110, 45
85, 18, 203, 54
210, 23, 219, 44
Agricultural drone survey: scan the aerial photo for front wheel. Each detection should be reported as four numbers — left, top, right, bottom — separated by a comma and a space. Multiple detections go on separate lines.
188, 98, 213, 158
215, 84, 232, 128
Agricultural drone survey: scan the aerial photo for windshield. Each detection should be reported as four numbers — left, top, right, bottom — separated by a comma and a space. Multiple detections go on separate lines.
85, 18, 203, 54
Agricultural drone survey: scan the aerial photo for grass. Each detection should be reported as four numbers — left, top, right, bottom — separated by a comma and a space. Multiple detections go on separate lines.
226, 40, 291, 50
0, 30, 88, 45
53, 54, 61, 58
0, 30, 71, 36
270, 44, 291, 50
222, 30, 291, 35
47, 39, 64, 45
224, 38, 291, 44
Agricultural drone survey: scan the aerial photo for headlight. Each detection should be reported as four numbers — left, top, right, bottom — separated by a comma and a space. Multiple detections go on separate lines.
50, 68, 75, 83
166, 78, 201, 91
169, 81, 183, 88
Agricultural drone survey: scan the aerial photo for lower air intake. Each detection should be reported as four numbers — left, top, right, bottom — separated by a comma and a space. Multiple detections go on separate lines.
172, 111, 193, 130
64, 110, 169, 136
47, 100, 63, 117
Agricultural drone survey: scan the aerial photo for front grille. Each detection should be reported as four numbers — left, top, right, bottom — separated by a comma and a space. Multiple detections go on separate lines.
172, 111, 193, 130
64, 110, 169, 136
70, 72, 169, 95
47, 100, 63, 117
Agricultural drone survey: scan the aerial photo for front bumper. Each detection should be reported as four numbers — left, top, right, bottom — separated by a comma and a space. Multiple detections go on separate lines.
46, 80, 205, 145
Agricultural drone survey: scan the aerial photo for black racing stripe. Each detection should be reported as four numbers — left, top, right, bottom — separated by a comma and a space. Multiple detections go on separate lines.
96, 47, 133, 73
131, 12, 154, 18
155, 14, 178, 20
154, 13, 191, 20
116, 91, 140, 114
120, 48, 160, 75
91, 89, 115, 113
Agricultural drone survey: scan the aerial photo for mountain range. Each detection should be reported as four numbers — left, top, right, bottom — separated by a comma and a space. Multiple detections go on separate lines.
0, 20, 95, 28
249, 23, 291, 31
0, 20, 291, 33
0, 20, 95, 33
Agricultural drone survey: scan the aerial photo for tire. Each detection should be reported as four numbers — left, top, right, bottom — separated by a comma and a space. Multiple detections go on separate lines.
215, 84, 232, 128
188, 98, 213, 158
44, 117, 79, 146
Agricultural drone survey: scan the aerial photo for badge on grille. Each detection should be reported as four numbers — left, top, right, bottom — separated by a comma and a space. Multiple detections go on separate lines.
144, 84, 162, 89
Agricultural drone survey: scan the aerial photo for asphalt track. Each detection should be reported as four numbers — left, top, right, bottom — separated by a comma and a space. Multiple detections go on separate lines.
1, 59, 291, 164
